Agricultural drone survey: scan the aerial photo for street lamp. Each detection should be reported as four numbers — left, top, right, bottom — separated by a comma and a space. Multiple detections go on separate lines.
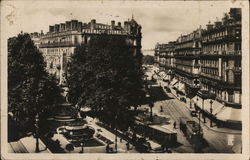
80, 142, 84, 153
197, 110, 201, 134
202, 98, 206, 123
210, 100, 213, 127
115, 114, 118, 153
149, 102, 154, 122
35, 114, 39, 153
196, 109, 201, 153
189, 97, 192, 109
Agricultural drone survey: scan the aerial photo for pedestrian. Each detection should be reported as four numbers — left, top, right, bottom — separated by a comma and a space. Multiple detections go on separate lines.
126, 142, 130, 150
106, 143, 110, 153
160, 105, 163, 112
120, 137, 123, 143
173, 121, 177, 129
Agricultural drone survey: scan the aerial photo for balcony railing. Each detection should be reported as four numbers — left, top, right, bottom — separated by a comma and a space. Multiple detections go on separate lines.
201, 50, 241, 56
226, 67, 242, 72
40, 42, 76, 48
200, 72, 221, 81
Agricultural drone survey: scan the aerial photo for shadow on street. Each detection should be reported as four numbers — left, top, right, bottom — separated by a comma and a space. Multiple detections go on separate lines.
149, 86, 174, 102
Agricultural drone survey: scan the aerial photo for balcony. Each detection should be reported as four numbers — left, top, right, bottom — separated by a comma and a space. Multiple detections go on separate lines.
201, 50, 241, 57
202, 35, 240, 45
40, 42, 76, 48
226, 67, 242, 73
200, 72, 221, 81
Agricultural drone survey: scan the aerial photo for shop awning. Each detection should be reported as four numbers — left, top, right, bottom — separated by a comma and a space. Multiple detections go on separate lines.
216, 107, 241, 122
170, 78, 178, 86
192, 96, 225, 114
177, 82, 185, 94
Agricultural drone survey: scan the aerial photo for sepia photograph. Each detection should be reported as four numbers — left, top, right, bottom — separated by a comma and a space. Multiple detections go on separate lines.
1, 0, 249, 160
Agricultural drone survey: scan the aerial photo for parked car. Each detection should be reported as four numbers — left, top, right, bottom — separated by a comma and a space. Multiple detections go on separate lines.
164, 86, 171, 93
190, 111, 197, 117
180, 97, 186, 103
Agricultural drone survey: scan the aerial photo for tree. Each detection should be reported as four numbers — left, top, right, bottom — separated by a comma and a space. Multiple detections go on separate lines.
142, 55, 155, 65
68, 35, 145, 130
8, 33, 62, 137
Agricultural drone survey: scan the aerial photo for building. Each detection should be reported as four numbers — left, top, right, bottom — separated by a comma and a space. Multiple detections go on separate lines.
154, 8, 242, 129
155, 42, 175, 82
33, 18, 141, 85
197, 8, 241, 129
173, 28, 202, 98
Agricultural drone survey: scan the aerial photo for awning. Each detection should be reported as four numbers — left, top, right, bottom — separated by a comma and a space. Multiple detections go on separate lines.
192, 96, 224, 115
202, 99, 224, 115
192, 96, 241, 122
170, 78, 178, 86
216, 107, 241, 122
177, 82, 185, 94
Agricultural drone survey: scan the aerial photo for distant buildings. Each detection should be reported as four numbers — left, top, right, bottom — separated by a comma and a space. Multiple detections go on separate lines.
30, 18, 142, 85
154, 8, 242, 129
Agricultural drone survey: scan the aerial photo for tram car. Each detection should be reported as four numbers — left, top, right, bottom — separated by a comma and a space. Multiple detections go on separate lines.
179, 117, 203, 140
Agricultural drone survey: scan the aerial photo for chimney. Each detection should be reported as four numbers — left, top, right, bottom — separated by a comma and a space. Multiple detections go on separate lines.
49, 26, 54, 32
118, 22, 121, 27
60, 23, 65, 32
91, 19, 96, 29
214, 21, 222, 28
111, 20, 115, 28
206, 21, 213, 30
124, 21, 128, 30
78, 22, 82, 31
72, 20, 78, 30
66, 21, 71, 30
55, 24, 59, 32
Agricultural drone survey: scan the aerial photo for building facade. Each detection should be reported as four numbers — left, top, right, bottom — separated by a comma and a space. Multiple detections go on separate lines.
154, 8, 242, 129
173, 28, 202, 98
32, 18, 142, 85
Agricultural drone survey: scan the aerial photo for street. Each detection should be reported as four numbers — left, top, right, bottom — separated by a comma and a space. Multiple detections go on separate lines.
146, 69, 242, 153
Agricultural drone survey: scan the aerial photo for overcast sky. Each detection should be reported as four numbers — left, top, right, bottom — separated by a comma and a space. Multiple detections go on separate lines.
2, 1, 245, 53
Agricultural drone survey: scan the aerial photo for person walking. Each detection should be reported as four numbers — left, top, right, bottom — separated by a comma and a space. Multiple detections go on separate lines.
173, 121, 177, 129
106, 143, 110, 153
126, 142, 130, 150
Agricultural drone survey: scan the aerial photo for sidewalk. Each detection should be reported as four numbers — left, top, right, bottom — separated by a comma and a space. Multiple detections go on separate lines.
9, 136, 51, 153
86, 117, 138, 153
158, 78, 241, 135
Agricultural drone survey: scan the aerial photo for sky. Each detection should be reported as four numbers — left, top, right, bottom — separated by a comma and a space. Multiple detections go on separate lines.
2, 1, 245, 54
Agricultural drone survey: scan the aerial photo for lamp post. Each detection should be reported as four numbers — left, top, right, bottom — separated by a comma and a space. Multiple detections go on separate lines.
202, 98, 206, 123
197, 110, 201, 131
149, 102, 154, 122
189, 97, 192, 109
115, 114, 118, 153
80, 142, 84, 153
35, 114, 39, 153
196, 97, 199, 112
196, 109, 201, 153
210, 100, 213, 127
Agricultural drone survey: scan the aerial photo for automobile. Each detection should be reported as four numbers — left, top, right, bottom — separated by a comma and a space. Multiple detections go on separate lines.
190, 111, 197, 117
164, 86, 171, 93
97, 128, 103, 132
180, 97, 186, 103
56, 126, 67, 134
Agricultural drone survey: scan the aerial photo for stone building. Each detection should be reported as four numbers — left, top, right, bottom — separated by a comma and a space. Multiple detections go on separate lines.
35, 18, 141, 85
197, 8, 241, 129
155, 42, 175, 81
154, 8, 242, 129
173, 28, 202, 98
